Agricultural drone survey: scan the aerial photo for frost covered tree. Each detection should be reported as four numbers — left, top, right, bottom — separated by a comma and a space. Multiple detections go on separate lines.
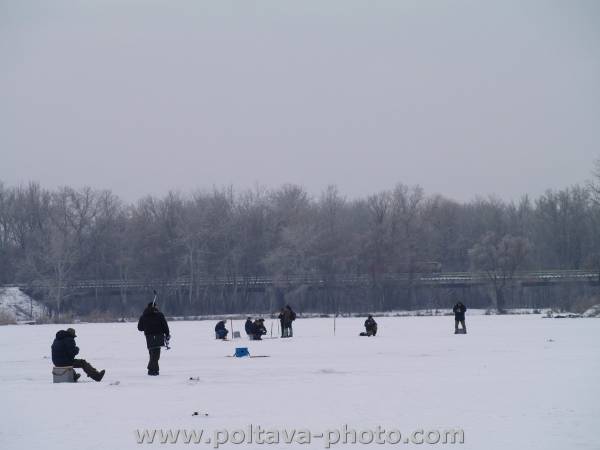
469, 233, 531, 312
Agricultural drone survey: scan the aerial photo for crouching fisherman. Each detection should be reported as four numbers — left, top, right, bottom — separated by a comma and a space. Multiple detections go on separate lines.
360, 315, 377, 336
215, 320, 229, 340
138, 301, 170, 376
51, 328, 105, 381
251, 318, 267, 340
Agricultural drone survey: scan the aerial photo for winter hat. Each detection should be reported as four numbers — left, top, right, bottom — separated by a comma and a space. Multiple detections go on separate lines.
66, 328, 76, 337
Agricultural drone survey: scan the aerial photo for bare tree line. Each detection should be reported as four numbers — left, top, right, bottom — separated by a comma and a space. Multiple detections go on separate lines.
1, 166, 600, 316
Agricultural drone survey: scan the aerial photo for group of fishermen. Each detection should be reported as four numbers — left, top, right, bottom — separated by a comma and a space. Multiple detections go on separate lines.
244, 317, 267, 340
214, 317, 267, 341
51, 300, 467, 381
51, 301, 299, 380
214, 305, 298, 341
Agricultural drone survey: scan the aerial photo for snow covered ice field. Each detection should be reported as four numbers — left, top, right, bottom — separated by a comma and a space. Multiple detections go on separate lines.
1, 315, 599, 449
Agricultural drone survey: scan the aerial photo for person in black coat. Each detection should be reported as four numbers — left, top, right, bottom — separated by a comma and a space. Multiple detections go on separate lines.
252, 318, 267, 340
138, 302, 170, 375
279, 305, 296, 338
245, 317, 255, 338
215, 320, 228, 340
363, 315, 378, 336
453, 302, 467, 334
51, 328, 105, 381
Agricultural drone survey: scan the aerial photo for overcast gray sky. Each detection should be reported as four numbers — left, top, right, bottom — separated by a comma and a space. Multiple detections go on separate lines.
1, 0, 599, 203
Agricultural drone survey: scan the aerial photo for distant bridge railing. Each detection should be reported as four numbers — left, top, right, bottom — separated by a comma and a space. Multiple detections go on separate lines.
4, 270, 599, 290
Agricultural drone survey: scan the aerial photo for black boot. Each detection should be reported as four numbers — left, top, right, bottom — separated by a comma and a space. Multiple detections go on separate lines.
84, 363, 105, 381
93, 369, 106, 382
73, 359, 104, 382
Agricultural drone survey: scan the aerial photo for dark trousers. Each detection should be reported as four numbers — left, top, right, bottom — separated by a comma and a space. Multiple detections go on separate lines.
72, 358, 101, 380
455, 319, 466, 331
148, 347, 161, 374
215, 330, 228, 339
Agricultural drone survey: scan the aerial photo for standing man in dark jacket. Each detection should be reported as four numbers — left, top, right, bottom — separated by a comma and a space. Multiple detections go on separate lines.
138, 302, 170, 375
51, 328, 105, 381
453, 302, 467, 334
280, 305, 296, 338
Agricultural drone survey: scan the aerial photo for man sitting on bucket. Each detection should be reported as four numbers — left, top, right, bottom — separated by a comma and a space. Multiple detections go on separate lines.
215, 320, 229, 340
51, 328, 105, 382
